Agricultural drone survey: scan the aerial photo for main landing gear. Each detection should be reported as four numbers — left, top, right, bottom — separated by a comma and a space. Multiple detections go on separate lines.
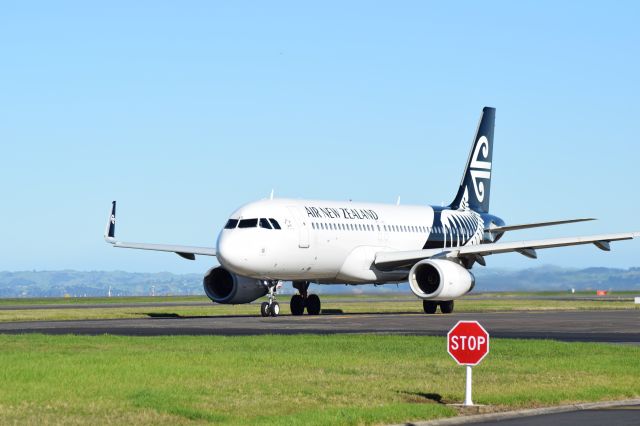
423, 300, 454, 314
260, 280, 282, 317
290, 281, 321, 315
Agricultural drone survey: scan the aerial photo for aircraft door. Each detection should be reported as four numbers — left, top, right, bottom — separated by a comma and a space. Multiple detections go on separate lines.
287, 206, 310, 248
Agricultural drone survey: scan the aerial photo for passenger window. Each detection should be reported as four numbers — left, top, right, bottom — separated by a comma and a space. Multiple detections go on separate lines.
224, 219, 238, 229
269, 219, 282, 229
238, 218, 258, 228
259, 218, 272, 229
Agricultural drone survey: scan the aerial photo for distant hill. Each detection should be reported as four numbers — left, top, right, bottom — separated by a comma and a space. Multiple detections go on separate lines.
473, 265, 640, 292
0, 270, 201, 298
0, 266, 639, 298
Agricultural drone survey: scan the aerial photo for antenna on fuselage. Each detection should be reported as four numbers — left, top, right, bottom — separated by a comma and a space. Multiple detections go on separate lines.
396, 196, 401, 206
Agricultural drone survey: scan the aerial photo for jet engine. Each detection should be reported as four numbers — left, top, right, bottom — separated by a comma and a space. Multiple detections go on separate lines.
408, 259, 475, 300
203, 266, 267, 304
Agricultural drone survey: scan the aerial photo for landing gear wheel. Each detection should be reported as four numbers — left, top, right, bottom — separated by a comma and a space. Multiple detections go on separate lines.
270, 301, 280, 317
306, 294, 321, 315
423, 300, 438, 314
260, 302, 270, 317
290, 295, 305, 316
439, 300, 454, 314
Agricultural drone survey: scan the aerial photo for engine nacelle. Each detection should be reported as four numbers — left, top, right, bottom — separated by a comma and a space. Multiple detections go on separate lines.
408, 259, 475, 300
203, 267, 267, 304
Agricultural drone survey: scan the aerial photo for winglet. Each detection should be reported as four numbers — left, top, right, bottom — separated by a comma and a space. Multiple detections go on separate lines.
104, 201, 116, 243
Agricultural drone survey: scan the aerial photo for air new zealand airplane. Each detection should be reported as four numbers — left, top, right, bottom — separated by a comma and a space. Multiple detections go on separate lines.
105, 107, 639, 317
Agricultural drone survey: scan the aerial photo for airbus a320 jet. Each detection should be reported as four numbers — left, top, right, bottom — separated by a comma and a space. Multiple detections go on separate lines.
104, 107, 639, 317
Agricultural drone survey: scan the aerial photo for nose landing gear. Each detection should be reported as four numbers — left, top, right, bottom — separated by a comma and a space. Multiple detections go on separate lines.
290, 281, 322, 315
260, 280, 282, 317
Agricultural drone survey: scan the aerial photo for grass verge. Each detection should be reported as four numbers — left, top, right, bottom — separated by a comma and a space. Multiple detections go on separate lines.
0, 296, 637, 322
0, 334, 637, 425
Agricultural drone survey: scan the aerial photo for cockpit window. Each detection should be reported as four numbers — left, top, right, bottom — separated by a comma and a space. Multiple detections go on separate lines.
259, 218, 272, 229
224, 219, 238, 229
238, 218, 258, 228
269, 218, 281, 229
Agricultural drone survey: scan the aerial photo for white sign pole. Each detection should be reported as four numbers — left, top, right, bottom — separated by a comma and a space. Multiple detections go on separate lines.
464, 365, 473, 406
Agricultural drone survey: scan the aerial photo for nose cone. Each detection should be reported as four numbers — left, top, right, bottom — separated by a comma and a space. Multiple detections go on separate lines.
217, 231, 247, 275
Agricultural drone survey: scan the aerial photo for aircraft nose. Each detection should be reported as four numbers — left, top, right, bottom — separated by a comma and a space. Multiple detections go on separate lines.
217, 231, 249, 274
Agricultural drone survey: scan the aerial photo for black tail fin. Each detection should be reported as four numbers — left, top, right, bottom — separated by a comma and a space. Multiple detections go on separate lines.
104, 201, 116, 240
449, 107, 495, 213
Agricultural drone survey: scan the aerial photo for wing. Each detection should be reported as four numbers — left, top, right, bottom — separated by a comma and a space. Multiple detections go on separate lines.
103, 201, 216, 260
487, 218, 595, 233
375, 232, 640, 270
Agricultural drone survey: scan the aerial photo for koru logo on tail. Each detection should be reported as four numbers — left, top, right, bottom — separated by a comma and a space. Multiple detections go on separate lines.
470, 136, 491, 202
110, 215, 116, 225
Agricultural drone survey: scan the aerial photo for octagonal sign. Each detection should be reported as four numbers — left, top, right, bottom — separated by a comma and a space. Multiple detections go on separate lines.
447, 321, 490, 366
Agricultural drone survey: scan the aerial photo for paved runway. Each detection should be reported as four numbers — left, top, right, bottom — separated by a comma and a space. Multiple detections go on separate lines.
0, 310, 638, 343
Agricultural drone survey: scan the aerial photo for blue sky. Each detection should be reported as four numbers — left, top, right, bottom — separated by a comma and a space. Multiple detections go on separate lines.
1, 1, 638, 273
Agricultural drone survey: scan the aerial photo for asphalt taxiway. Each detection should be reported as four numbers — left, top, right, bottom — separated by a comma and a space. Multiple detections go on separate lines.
462, 404, 640, 426
0, 310, 637, 343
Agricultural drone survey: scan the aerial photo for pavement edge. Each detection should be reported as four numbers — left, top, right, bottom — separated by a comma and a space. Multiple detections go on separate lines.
390, 398, 640, 426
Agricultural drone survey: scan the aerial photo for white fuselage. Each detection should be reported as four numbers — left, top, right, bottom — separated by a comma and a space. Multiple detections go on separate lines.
216, 198, 484, 284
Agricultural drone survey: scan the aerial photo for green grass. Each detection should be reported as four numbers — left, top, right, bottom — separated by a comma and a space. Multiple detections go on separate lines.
0, 295, 637, 322
0, 295, 209, 306
0, 334, 637, 425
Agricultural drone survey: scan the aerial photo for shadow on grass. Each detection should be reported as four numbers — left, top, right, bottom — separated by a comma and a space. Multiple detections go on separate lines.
399, 391, 447, 404
144, 313, 182, 318
319, 309, 344, 314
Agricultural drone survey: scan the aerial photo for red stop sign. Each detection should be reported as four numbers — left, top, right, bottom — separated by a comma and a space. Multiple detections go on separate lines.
447, 321, 490, 366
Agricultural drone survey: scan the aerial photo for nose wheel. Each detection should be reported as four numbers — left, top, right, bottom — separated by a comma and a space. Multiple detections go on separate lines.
260, 281, 282, 317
